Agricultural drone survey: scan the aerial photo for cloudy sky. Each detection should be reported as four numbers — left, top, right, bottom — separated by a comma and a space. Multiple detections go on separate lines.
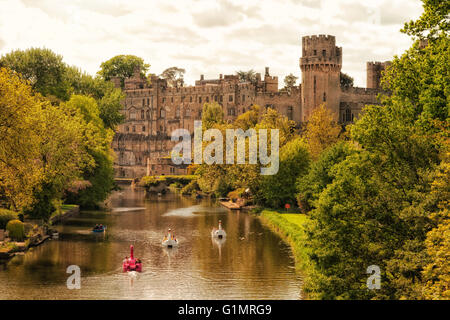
0, 0, 423, 88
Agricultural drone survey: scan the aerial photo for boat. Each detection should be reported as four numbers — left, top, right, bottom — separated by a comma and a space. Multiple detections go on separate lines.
162, 228, 178, 248
211, 220, 227, 239
219, 201, 242, 210
92, 225, 106, 233
122, 245, 143, 272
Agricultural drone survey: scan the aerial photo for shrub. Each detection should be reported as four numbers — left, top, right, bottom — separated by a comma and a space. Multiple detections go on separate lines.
6, 219, 25, 241
181, 180, 200, 195
0, 209, 18, 229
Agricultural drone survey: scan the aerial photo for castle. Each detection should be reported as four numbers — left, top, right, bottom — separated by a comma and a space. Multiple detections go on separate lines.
112, 35, 390, 178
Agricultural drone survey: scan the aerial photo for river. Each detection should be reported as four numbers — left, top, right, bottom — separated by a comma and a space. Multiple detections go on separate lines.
0, 186, 302, 299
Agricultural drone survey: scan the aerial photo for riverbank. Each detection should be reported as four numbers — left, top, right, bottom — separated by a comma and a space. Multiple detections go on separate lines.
258, 210, 314, 298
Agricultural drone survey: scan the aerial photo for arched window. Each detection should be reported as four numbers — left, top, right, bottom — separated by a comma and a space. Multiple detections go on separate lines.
323, 92, 327, 102
160, 108, 166, 119
146, 110, 150, 119
141, 110, 144, 119
130, 111, 136, 120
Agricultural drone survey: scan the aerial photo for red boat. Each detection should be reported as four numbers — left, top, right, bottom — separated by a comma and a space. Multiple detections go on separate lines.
122, 245, 142, 272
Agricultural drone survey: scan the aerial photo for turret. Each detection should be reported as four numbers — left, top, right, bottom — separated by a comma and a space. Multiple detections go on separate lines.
367, 61, 391, 90
300, 35, 342, 121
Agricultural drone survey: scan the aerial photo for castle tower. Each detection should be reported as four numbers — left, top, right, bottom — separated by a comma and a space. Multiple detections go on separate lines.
300, 35, 342, 121
367, 61, 391, 90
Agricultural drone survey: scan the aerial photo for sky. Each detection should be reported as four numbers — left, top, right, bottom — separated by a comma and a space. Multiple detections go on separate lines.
0, 0, 424, 88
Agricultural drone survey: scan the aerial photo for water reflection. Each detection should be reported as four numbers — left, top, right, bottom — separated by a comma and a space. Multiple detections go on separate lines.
0, 186, 302, 299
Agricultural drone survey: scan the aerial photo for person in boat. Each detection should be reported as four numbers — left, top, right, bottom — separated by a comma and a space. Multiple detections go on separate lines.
94, 224, 99, 230
99, 224, 104, 230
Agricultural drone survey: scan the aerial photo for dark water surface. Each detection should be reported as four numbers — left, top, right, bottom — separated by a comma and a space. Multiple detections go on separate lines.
0, 187, 302, 299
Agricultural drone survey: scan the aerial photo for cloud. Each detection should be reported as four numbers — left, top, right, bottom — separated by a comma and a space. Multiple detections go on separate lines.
1, 0, 424, 88
192, 0, 260, 28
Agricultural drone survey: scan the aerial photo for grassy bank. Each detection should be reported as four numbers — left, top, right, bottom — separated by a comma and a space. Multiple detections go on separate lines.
258, 210, 314, 297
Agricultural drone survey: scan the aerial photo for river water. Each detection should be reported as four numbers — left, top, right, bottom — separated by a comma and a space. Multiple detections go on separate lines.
0, 187, 302, 299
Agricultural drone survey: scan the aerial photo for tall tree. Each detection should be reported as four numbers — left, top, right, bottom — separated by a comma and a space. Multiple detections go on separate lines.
97, 55, 150, 88
303, 104, 341, 160
160, 67, 185, 88
283, 73, 298, 92
0, 48, 71, 102
236, 69, 257, 84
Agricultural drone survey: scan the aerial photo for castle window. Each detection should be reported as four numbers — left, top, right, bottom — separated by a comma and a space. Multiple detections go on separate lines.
132, 126, 136, 132
190, 96, 193, 102
160, 108, 166, 119
147, 98, 149, 105
141, 110, 145, 119
170, 167, 175, 174
228, 108, 235, 116
242, 95, 245, 102
345, 109, 351, 122
323, 92, 327, 102
151, 96, 154, 107
215, 95, 218, 102
322, 50, 326, 57
199, 97, 202, 103
206, 97, 209, 103
162, 97, 166, 103
142, 126, 145, 132
352, 113, 354, 121
314, 76, 316, 94
287, 106, 293, 120
130, 111, 136, 120
229, 95, 233, 102
220, 95, 223, 102
171, 97, 174, 103
176, 107, 180, 118
142, 99, 145, 107
314, 49, 317, 55
185, 108, 191, 117
146, 110, 150, 119
126, 126, 129, 132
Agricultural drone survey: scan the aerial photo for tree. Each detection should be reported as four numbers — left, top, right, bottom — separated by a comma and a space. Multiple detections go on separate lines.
402, 0, 449, 39
258, 138, 310, 208
0, 48, 71, 102
97, 55, 150, 88
303, 104, 341, 160
160, 67, 185, 88
201, 102, 224, 130
340, 72, 354, 88
0, 68, 43, 210
61, 95, 115, 209
283, 73, 298, 92
296, 141, 356, 212
236, 69, 257, 84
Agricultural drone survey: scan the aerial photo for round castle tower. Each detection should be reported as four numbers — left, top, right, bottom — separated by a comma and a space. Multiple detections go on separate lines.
300, 35, 342, 121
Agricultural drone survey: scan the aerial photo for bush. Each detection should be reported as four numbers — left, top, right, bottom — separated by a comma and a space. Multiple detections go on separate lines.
6, 219, 25, 241
0, 209, 18, 229
181, 180, 200, 195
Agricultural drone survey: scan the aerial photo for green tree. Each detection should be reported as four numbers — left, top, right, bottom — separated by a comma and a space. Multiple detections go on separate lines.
160, 67, 185, 88
97, 55, 150, 88
283, 73, 298, 93
0, 48, 71, 102
258, 138, 310, 208
236, 69, 257, 84
340, 72, 354, 88
201, 102, 224, 130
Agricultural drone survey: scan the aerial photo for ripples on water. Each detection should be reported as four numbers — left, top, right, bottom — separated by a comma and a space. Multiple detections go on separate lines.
0, 187, 302, 300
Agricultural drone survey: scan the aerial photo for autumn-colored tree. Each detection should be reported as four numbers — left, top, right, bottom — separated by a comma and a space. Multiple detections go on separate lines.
303, 104, 341, 160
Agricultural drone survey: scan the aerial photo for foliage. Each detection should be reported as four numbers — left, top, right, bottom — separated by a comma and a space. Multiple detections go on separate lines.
0, 209, 18, 229
283, 73, 298, 92
303, 104, 341, 160
258, 138, 310, 208
0, 48, 70, 102
97, 55, 150, 88
236, 69, 257, 84
201, 102, 224, 130
340, 72, 354, 88
296, 141, 356, 212
6, 219, 25, 241
180, 179, 200, 195
160, 67, 185, 88
402, 0, 449, 39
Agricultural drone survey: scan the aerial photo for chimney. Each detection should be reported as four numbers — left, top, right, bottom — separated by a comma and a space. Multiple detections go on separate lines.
265, 67, 270, 76
200, 74, 204, 81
